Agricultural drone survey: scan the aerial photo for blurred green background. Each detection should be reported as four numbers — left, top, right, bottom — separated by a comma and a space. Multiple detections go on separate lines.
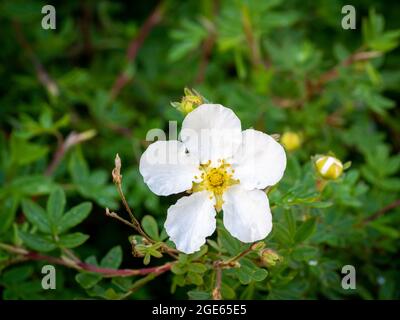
0, 0, 399, 299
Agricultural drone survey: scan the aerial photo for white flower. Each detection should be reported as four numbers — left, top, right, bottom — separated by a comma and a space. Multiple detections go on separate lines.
139, 104, 287, 254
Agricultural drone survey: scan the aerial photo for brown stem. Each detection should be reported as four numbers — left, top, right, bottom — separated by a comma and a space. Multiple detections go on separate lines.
12, 21, 59, 97
45, 130, 96, 176
363, 199, 400, 224
216, 245, 254, 269
109, 155, 179, 258
110, 1, 165, 99
195, 33, 215, 84
212, 266, 222, 300
273, 49, 382, 109
242, 6, 263, 69
0, 243, 172, 278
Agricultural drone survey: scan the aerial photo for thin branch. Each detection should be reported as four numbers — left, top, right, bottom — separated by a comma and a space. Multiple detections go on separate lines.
12, 21, 59, 97
216, 245, 255, 269
212, 266, 222, 300
241, 6, 263, 69
318, 50, 382, 85
109, 154, 179, 258
363, 199, 400, 224
0, 243, 173, 278
110, 1, 165, 99
119, 273, 158, 299
111, 154, 153, 243
106, 208, 136, 229
273, 49, 382, 109
45, 130, 96, 176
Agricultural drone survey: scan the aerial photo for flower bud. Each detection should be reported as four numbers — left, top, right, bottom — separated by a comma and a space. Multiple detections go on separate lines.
171, 88, 204, 114
259, 249, 281, 267
251, 241, 266, 251
281, 131, 301, 151
315, 155, 343, 180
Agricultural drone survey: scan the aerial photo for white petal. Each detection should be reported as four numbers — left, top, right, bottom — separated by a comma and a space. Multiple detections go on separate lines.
165, 191, 216, 254
139, 140, 200, 196
222, 185, 272, 243
232, 129, 286, 190
180, 104, 242, 164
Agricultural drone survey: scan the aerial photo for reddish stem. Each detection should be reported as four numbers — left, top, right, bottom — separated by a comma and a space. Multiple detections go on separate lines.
19, 250, 172, 277
110, 2, 165, 99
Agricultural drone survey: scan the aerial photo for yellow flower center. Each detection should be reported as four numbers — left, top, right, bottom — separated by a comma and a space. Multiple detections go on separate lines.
191, 159, 239, 212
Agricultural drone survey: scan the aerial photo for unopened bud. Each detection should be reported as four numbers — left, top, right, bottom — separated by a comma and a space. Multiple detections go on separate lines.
251, 241, 265, 251
281, 131, 302, 151
315, 155, 343, 180
171, 88, 204, 114
260, 249, 281, 267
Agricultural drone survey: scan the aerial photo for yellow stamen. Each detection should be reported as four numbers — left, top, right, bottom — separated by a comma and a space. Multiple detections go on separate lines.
190, 160, 239, 212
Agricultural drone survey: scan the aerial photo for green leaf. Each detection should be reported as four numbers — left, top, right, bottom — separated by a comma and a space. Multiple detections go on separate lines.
141, 215, 159, 240
217, 223, 242, 255
100, 246, 123, 269
291, 246, 319, 261
1, 266, 34, 284
0, 197, 18, 234
75, 273, 102, 289
58, 232, 89, 248
47, 187, 66, 223
75, 256, 102, 289
187, 262, 207, 274
58, 202, 92, 234
10, 135, 48, 166
69, 150, 89, 184
187, 290, 211, 300
187, 272, 203, 285
171, 263, 187, 275
18, 230, 56, 252
21, 199, 51, 233
294, 218, 317, 243
5, 175, 55, 197
235, 259, 268, 285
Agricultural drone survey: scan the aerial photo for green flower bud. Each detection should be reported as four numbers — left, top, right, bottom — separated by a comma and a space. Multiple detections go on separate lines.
260, 249, 281, 267
171, 88, 204, 114
281, 131, 302, 151
315, 155, 343, 180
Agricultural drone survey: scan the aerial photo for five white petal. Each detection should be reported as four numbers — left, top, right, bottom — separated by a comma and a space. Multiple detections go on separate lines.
139, 140, 200, 196
140, 104, 287, 253
232, 129, 287, 190
181, 104, 242, 165
222, 185, 272, 243
165, 191, 216, 254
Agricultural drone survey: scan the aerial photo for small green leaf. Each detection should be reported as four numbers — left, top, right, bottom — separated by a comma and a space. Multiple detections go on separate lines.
294, 218, 317, 243
76, 273, 102, 289
18, 230, 56, 252
143, 253, 151, 265
187, 272, 203, 286
58, 202, 92, 234
58, 232, 89, 248
0, 197, 18, 234
47, 187, 66, 223
141, 215, 159, 240
291, 246, 319, 261
22, 199, 51, 233
187, 290, 211, 300
100, 246, 123, 269
188, 263, 207, 274
75, 256, 102, 289
171, 263, 187, 275
235, 259, 268, 285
